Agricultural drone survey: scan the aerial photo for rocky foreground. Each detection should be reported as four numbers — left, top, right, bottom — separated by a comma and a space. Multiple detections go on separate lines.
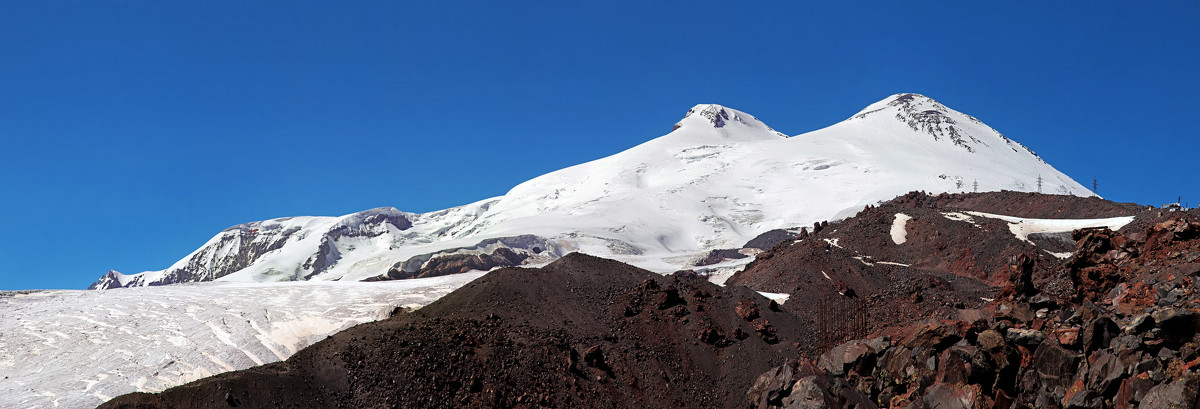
99, 253, 811, 409
747, 210, 1200, 408
98, 192, 1200, 408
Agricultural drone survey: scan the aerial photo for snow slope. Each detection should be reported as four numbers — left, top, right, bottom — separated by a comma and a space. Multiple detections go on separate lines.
0, 273, 481, 409
94, 94, 1094, 288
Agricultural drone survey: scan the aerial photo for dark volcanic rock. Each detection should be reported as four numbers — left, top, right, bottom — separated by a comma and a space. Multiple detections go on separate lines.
740, 208, 1200, 409
726, 191, 1141, 345
743, 228, 799, 251
384, 247, 529, 280
100, 253, 810, 409
1030, 339, 1082, 390
696, 248, 749, 266
1140, 374, 1200, 408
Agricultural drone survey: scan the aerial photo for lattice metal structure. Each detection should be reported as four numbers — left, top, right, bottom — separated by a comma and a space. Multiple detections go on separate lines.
815, 292, 868, 351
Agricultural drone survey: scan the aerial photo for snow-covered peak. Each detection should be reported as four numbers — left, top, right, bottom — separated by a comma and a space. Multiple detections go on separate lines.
845, 93, 1037, 157
852, 93, 943, 118
94, 94, 1095, 290
672, 104, 788, 140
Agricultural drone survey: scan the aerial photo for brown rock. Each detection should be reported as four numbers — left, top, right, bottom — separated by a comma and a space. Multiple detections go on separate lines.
1053, 327, 1079, 348
1030, 339, 1082, 390
754, 320, 779, 344
1140, 373, 1200, 409
1153, 308, 1200, 347
903, 321, 961, 350
1080, 317, 1119, 353
1084, 350, 1125, 397
1005, 328, 1046, 348
1114, 372, 1155, 409
818, 339, 878, 377
976, 330, 1005, 352
922, 382, 986, 409
1062, 378, 1102, 408
736, 299, 762, 321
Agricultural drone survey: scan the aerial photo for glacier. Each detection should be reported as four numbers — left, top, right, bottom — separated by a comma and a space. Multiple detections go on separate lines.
1, 273, 482, 409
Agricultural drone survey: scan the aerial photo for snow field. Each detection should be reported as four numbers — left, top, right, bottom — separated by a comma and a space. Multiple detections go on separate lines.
0, 273, 483, 409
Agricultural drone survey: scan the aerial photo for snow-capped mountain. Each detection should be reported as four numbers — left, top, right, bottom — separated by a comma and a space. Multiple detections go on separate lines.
92, 93, 1093, 288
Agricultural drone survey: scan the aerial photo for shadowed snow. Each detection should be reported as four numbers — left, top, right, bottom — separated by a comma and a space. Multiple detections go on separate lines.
0, 273, 482, 409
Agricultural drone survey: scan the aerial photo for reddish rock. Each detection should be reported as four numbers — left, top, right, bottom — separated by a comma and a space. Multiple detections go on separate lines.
1054, 327, 1080, 348
1029, 339, 1081, 390
1114, 372, 1155, 409
736, 299, 762, 321
818, 339, 879, 377
1084, 350, 1125, 397
922, 382, 986, 409
1080, 317, 1119, 353
1113, 282, 1157, 316
1140, 374, 1200, 409
903, 320, 961, 350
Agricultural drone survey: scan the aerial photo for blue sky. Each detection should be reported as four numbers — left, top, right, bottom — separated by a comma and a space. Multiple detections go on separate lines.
2, 2, 1198, 290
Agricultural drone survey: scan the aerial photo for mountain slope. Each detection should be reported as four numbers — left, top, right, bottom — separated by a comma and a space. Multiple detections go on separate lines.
93, 93, 1094, 288
97, 253, 811, 409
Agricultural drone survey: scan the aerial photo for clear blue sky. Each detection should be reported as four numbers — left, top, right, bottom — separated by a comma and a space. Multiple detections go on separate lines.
2, 2, 1198, 290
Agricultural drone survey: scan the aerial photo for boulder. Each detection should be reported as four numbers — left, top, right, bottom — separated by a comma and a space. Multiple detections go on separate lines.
780, 376, 831, 409
746, 359, 877, 409
902, 321, 961, 350
1084, 350, 1125, 396
747, 361, 798, 409
818, 339, 879, 377
1114, 372, 1155, 409
877, 347, 917, 386
921, 382, 985, 409
1140, 374, 1200, 409
1080, 317, 1119, 353
1030, 340, 1082, 390
1153, 308, 1200, 347
736, 299, 762, 321
1005, 328, 1046, 348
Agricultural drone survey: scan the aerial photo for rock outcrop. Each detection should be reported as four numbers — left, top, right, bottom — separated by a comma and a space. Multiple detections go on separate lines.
747, 212, 1200, 409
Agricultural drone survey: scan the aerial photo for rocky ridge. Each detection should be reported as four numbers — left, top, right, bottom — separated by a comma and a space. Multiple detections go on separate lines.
746, 208, 1200, 408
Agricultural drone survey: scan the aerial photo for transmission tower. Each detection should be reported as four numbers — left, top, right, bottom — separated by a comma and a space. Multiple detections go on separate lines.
1092, 178, 1098, 194
1036, 175, 1043, 193
973, 180, 978, 193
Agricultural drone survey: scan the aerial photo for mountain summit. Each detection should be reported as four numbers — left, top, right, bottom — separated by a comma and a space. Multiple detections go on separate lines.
672, 104, 789, 140
93, 94, 1094, 289
851, 93, 1039, 156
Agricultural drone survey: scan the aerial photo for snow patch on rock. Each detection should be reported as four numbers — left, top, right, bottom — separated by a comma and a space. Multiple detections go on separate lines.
963, 211, 1135, 243
891, 213, 913, 244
